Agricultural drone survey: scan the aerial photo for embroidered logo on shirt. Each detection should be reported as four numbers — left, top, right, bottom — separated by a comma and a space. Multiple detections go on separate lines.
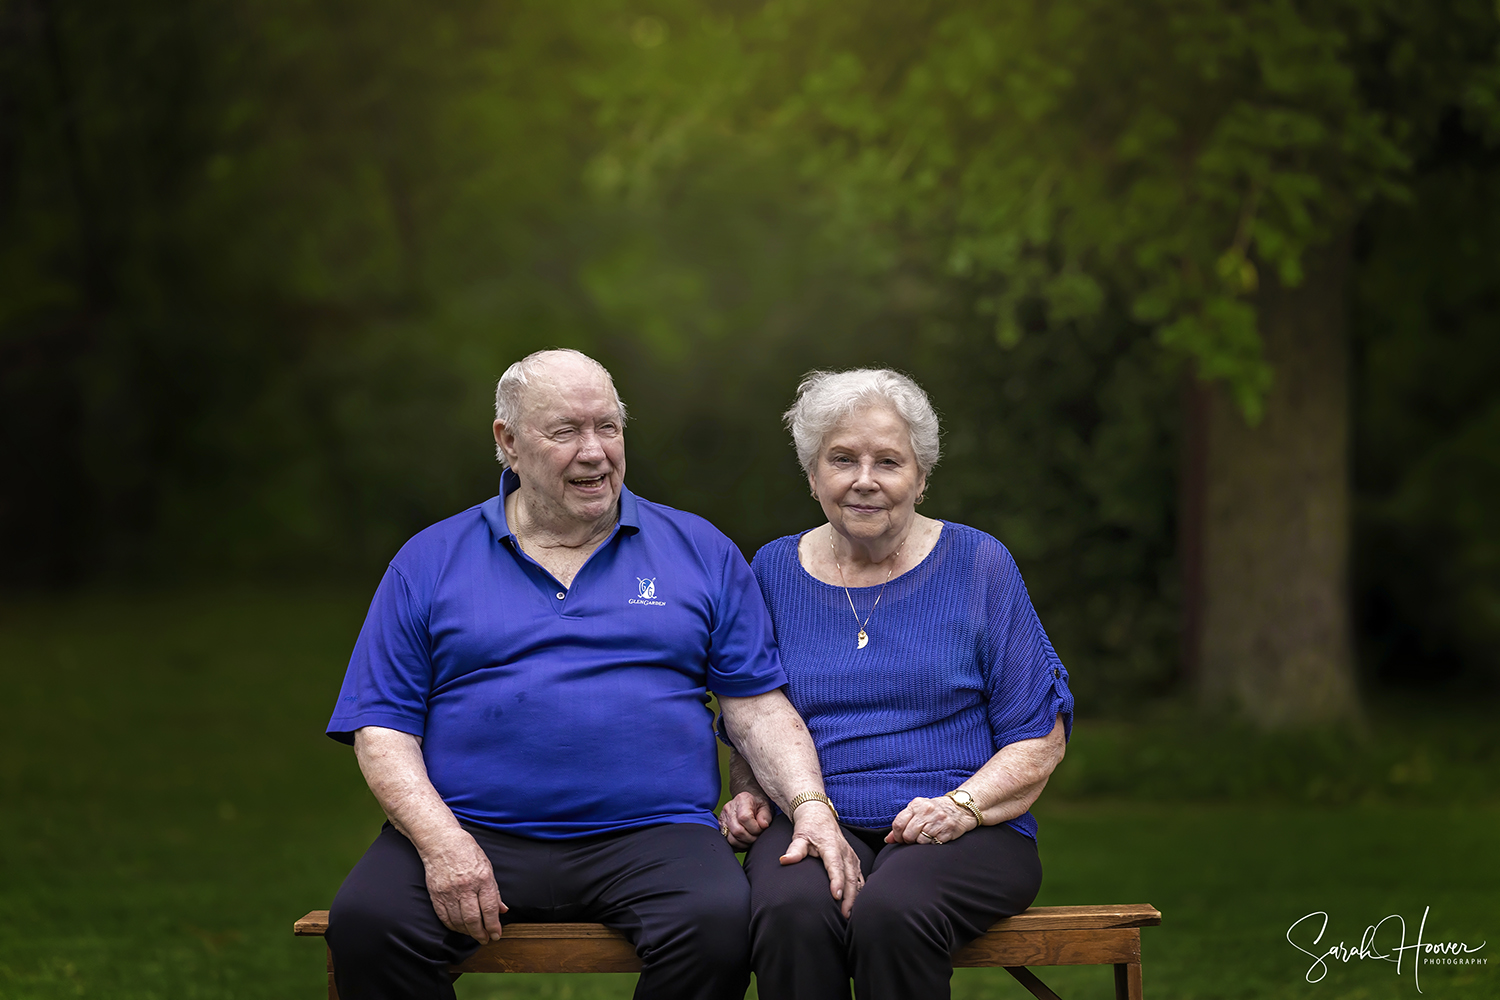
630, 577, 666, 606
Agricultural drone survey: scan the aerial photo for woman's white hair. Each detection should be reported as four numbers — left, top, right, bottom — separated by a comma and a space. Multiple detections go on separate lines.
784, 369, 941, 478
493, 348, 627, 466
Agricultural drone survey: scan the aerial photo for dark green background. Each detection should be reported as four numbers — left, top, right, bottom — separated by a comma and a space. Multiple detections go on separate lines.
3, 0, 1499, 701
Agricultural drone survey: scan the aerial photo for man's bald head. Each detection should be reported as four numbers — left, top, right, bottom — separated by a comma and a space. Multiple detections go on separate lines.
493, 349, 627, 467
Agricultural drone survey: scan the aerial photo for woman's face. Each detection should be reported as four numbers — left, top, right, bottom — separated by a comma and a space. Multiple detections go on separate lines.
810, 403, 927, 549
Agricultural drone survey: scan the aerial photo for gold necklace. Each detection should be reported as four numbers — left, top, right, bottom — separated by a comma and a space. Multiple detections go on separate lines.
831, 532, 906, 650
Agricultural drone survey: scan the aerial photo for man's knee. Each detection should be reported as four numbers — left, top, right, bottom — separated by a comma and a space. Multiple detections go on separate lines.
327, 829, 456, 967
674, 869, 751, 957
328, 876, 423, 961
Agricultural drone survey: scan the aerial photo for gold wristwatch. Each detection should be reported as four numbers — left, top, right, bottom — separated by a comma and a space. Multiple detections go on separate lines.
787, 790, 839, 821
946, 788, 984, 827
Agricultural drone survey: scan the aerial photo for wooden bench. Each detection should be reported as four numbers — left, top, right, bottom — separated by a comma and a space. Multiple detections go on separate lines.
295, 902, 1160, 999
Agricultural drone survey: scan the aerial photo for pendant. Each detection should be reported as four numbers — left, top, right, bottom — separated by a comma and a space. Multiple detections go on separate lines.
857, 630, 869, 649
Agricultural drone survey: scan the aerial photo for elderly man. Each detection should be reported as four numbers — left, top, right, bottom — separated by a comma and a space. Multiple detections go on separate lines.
324, 349, 859, 1000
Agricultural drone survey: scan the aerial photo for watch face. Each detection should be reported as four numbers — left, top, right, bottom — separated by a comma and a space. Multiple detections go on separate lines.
951, 790, 972, 804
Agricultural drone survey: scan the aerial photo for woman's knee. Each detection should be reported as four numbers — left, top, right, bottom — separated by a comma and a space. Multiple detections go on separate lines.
846, 877, 948, 954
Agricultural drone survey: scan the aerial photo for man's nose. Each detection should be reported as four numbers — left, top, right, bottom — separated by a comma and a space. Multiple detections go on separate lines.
577, 428, 607, 461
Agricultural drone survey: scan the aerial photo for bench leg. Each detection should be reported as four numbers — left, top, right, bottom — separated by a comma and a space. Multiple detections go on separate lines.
326, 945, 340, 1000
1114, 961, 1142, 1000
1004, 966, 1063, 1000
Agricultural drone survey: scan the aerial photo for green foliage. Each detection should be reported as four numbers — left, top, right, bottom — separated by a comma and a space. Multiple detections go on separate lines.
609, 0, 1499, 417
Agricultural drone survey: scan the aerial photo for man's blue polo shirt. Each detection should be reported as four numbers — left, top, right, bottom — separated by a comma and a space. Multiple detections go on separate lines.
327, 471, 787, 839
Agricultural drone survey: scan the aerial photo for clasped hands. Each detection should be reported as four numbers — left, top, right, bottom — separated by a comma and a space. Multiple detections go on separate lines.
718, 790, 979, 911
719, 790, 979, 850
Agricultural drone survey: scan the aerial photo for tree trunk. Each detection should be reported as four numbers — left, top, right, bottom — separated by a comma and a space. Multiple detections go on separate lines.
1189, 239, 1361, 727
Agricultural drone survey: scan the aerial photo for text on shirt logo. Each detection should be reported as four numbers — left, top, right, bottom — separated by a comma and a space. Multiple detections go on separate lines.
630, 577, 666, 606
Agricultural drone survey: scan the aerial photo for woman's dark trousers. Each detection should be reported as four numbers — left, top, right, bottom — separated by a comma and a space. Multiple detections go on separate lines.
744, 814, 1042, 1000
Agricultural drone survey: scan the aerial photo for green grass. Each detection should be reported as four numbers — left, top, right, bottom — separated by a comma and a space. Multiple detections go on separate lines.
1, 590, 1494, 999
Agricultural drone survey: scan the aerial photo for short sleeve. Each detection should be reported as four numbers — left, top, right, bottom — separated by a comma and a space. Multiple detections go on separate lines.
705, 541, 788, 699
326, 565, 435, 744
980, 544, 1075, 748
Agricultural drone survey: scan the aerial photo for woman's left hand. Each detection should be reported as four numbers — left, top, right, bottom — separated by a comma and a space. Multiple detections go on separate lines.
886, 795, 979, 846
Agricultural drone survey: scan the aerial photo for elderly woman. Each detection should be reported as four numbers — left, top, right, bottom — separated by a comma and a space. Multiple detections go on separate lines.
720, 369, 1073, 1000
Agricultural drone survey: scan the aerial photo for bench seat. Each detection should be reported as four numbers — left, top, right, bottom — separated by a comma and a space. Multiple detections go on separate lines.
296, 903, 1160, 999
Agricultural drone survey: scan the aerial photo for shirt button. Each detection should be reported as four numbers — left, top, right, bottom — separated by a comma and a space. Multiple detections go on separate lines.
1053, 667, 1061, 678
556, 592, 566, 600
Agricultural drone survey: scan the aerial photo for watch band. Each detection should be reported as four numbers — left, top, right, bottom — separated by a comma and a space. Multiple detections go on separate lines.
787, 790, 839, 821
946, 789, 985, 826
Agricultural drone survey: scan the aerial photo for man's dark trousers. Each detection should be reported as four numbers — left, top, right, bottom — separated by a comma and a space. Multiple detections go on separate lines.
328, 821, 751, 1000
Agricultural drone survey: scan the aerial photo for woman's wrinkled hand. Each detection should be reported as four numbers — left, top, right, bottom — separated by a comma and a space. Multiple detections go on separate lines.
886, 795, 979, 846
719, 790, 774, 850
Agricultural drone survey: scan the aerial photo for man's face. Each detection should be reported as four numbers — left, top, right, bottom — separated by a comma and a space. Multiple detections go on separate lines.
494, 356, 626, 529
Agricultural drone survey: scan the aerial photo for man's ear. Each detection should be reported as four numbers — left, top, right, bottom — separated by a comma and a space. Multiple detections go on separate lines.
494, 420, 518, 465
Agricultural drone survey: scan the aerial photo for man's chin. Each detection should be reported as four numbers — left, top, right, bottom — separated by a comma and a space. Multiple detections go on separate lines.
566, 491, 619, 522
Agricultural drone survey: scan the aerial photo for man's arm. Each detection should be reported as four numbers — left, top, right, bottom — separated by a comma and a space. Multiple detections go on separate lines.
718, 690, 863, 916
354, 726, 507, 941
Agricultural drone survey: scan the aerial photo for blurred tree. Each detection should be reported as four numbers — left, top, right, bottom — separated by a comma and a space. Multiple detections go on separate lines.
604, 0, 1500, 725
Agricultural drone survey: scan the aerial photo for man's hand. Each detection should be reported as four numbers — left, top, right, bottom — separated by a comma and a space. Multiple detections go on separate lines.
886, 795, 979, 846
780, 801, 864, 917
417, 828, 508, 942
354, 727, 509, 943
719, 790, 773, 850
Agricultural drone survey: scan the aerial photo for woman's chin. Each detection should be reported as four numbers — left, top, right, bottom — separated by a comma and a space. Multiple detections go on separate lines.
837, 515, 902, 540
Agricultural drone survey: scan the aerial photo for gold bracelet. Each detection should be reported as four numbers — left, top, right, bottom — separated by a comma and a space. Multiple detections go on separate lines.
787, 790, 839, 821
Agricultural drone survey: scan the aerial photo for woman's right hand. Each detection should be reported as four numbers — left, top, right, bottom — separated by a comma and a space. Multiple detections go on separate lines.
719, 791, 774, 849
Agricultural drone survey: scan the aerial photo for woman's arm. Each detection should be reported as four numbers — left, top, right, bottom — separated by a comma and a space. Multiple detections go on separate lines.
886, 714, 1066, 845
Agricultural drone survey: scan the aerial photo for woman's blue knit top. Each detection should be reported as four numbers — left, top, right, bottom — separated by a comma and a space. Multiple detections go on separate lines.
752, 523, 1074, 840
